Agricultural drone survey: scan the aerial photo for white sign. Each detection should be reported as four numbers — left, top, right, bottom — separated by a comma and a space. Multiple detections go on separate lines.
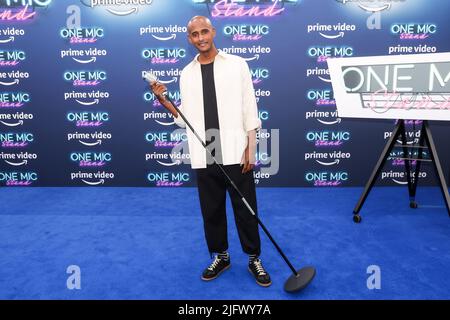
328, 52, 450, 121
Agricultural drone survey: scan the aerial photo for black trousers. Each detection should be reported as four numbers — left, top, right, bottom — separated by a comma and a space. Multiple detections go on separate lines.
196, 164, 261, 256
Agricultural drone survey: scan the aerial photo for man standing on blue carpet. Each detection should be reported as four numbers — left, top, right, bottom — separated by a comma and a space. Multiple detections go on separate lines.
150, 16, 271, 287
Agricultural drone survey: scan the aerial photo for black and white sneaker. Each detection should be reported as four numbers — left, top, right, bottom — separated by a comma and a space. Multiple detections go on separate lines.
248, 258, 272, 287
201, 255, 231, 281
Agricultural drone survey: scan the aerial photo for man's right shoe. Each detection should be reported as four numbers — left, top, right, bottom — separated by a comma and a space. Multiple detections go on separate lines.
201, 255, 231, 281
248, 258, 272, 287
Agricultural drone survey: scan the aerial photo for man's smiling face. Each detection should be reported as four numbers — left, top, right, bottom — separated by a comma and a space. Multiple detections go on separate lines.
187, 17, 216, 54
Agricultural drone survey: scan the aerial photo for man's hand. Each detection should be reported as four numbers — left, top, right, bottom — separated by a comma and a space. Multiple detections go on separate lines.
149, 82, 179, 118
150, 82, 167, 103
241, 145, 254, 174
241, 129, 257, 174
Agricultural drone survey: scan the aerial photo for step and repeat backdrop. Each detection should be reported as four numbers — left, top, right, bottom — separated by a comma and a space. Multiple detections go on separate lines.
0, 0, 449, 187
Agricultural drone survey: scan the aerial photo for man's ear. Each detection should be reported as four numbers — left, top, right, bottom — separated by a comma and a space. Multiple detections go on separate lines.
187, 34, 193, 45
212, 27, 216, 38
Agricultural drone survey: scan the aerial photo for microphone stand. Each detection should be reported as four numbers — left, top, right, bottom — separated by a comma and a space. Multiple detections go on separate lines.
147, 75, 316, 292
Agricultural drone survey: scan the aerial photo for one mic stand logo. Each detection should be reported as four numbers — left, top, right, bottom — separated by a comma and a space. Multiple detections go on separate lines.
60, 27, 104, 44
223, 24, 270, 42
70, 152, 112, 167
193, 0, 299, 18
390, 23, 437, 41
337, 60, 450, 117
0, 0, 53, 21
0, 50, 25, 67
64, 70, 107, 87
0, 171, 37, 185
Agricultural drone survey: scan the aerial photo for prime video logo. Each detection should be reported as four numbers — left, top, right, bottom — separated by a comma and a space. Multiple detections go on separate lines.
335, 0, 405, 12
80, 0, 153, 16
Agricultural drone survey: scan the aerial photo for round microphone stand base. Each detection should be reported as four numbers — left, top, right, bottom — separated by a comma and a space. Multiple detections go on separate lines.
284, 267, 316, 293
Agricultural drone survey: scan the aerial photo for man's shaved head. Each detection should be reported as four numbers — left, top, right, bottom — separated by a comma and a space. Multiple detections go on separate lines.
186, 15, 217, 55
187, 16, 214, 33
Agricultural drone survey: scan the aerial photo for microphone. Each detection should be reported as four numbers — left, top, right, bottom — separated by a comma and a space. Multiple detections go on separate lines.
142, 71, 157, 83
144, 70, 177, 114
143, 71, 168, 97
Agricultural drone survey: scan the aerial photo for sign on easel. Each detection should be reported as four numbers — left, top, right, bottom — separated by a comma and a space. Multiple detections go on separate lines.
328, 52, 450, 222
328, 52, 450, 121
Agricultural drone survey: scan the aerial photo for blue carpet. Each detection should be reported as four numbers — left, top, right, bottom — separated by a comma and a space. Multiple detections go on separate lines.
0, 187, 449, 300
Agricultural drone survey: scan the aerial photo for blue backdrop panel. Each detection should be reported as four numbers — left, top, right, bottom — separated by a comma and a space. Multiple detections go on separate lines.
0, 0, 449, 187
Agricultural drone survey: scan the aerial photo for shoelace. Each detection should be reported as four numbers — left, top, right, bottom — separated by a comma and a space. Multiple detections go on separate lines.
208, 256, 222, 271
252, 259, 267, 276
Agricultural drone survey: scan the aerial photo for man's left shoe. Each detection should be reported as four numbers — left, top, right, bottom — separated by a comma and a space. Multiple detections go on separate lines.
248, 258, 272, 287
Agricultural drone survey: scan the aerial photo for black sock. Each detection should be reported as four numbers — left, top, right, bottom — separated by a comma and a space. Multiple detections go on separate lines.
218, 251, 229, 261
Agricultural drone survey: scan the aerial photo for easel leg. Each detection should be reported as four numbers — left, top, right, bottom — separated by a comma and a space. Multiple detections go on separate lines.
399, 121, 414, 201
353, 120, 404, 222
422, 121, 450, 216
409, 122, 426, 209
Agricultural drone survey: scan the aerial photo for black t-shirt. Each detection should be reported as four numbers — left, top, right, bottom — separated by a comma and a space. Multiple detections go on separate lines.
201, 62, 222, 163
